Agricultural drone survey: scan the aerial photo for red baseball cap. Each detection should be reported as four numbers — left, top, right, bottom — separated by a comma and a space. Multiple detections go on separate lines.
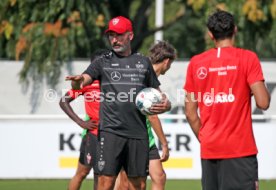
105, 16, 133, 34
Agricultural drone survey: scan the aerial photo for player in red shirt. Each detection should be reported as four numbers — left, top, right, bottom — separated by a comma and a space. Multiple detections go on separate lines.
59, 50, 107, 190
60, 81, 100, 190
184, 10, 270, 190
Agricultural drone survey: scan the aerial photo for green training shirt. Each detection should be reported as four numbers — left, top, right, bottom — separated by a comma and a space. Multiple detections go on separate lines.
146, 117, 156, 148
81, 114, 90, 138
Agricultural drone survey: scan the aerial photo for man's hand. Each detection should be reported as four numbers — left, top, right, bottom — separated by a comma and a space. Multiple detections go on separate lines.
77, 119, 98, 130
160, 144, 170, 162
66, 75, 84, 89
149, 93, 171, 114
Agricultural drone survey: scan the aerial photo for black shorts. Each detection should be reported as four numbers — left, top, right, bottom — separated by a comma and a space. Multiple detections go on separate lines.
95, 131, 149, 177
79, 132, 98, 168
149, 144, 160, 160
201, 155, 259, 190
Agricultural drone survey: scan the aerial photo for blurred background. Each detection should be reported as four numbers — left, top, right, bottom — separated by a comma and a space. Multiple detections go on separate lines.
0, 0, 276, 189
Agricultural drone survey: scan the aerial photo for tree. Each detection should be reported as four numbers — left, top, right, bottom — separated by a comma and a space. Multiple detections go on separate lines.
0, 0, 107, 112
165, 0, 276, 58
0, 0, 185, 112
1, 0, 276, 112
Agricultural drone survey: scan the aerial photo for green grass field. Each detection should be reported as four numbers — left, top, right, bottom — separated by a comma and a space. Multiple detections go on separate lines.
0, 179, 275, 190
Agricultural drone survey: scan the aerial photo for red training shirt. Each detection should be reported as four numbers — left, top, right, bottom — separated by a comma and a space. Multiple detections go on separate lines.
184, 47, 264, 159
67, 80, 100, 136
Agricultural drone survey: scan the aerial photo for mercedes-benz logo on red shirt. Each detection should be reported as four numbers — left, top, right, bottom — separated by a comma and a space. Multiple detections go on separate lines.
197, 67, 207, 79
111, 71, 121, 81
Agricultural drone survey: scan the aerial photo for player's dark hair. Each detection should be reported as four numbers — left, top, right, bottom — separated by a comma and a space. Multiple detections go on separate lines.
207, 10, 235, 40
149, 41, 176, 64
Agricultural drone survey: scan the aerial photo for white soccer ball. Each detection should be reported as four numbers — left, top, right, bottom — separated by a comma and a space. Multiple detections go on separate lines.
135, 87, 163, 115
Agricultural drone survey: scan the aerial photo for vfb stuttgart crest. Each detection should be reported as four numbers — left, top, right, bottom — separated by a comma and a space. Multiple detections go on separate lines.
98, 161, 105, 171
112, 18, 119, 25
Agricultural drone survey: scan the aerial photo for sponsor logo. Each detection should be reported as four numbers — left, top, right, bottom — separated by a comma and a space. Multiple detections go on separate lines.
203, 91, 235, 106
203, 93, 214, 106
197, 67, 207, 79
111, 63, 119, 66
111, 71, 121, 81
215, 92, 235, 103
209, 65, 237, 76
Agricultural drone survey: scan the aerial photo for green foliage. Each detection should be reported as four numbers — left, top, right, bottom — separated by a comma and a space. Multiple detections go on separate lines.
0, 0, 106, 112
165, 5, 206, 57
167, 0, 276, 58
1, 0, 276, 112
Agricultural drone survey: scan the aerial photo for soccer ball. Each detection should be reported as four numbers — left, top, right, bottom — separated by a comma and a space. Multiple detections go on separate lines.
135, 87, 163, 115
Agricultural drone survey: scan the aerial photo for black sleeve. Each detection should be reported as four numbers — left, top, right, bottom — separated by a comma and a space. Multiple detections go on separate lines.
145, 57, 160, 88
83, 57, 102, 80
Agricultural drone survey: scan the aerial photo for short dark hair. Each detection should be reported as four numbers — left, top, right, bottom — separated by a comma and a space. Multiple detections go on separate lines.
149, 41, 176, 64
207, 10, 235, 40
